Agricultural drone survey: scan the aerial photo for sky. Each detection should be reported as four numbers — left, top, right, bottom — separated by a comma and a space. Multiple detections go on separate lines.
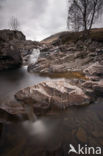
0, 0, 68, 41
0, 0, 103, 41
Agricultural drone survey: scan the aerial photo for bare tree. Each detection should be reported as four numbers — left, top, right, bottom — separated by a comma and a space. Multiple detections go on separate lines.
67, 0, 103, 34
9, 16, 20, 31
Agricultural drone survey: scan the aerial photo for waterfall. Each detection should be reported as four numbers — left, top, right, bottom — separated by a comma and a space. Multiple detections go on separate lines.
23, 49, 40, 121
28, 49, 40, 65
24, 104, 37, 122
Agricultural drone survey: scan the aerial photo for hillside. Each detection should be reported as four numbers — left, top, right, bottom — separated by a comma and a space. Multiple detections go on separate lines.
41, 28, 103, 45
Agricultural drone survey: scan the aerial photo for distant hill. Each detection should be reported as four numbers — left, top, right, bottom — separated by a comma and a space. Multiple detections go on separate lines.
41, 28, 103, 45
41, 31, 68, 44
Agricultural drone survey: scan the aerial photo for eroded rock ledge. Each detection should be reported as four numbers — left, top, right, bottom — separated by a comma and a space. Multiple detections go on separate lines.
28, 41, 103, 74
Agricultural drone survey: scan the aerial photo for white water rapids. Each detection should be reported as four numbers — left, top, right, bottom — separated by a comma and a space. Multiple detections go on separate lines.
28, 48, 40, 65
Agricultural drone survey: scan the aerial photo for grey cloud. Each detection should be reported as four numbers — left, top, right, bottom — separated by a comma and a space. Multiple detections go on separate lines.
0, 0, 68, 40
1, 0, 102, 41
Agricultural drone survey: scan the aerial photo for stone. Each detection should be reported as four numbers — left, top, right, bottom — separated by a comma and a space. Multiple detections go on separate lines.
82, 80, 103, 97
84, 62, 103, 77
0, 44, 22, 70
28, 43, 103, 74
76, 127, 87, 143
0, 99, 24, 115
92, 80, 103, 97
15, 80, 90, 115
0, 29, 42, 69
0, 29, 25, 42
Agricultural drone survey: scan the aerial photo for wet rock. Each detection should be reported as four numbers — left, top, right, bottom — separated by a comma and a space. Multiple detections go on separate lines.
0, 109, 20, 123
0, 29, 43, 69
82, 80, 103, 97
0, 99, 24, 115
28, 50, 90, 73
28, 42, 103, 74
92, 80, 103, 97
84, 62, 103, 77
28, 38, 103, 75
15, 80, 90, 115
92, 130, 103, 138
82, 81, 97, 89
76, 127, 87, 143
0, 44, 22, 70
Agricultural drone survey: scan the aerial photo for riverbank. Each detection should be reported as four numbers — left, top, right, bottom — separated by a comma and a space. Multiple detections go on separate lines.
0, 29, 103, 156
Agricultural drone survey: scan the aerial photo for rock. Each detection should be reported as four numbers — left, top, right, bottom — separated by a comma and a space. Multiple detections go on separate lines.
0, 29, 25, 42
92, 130, 103, 138
0, 109, 20, 123
0, 30, 24, 70
28, 42, 103, 74
92, 80, 103, 97
84, 62, 103, 77
76, 127, 87, 143
15, 80, 90, 115
82, 80, 103, 97
0, 99, 24, 115
82, 81, 97, 89
28, 50, 89, 73
0, 44, 22, 70
0, 29, 43, 69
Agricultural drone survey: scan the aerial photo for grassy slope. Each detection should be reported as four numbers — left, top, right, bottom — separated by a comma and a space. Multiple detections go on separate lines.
41, 28, 103, 45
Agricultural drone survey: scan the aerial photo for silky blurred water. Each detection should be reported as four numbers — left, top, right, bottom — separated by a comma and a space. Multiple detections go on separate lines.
0, 66, 50, 102
0, 67, 103, 156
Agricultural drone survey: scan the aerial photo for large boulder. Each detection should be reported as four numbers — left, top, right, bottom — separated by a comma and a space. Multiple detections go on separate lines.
0, 43, 22, 70
0, 29, 43, 69
0, 29, 25, 70
15, 80, 90, 115
0, 29, 25, 42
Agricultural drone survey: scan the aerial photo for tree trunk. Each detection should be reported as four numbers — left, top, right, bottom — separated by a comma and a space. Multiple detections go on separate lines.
89, 1, 97, 30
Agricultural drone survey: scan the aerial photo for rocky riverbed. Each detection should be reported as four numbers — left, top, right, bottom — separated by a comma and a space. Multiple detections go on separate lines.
0, 29, 103, 156
0, 29, 103, 117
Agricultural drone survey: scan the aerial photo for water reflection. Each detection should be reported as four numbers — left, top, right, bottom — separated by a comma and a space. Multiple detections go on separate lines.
0, 66, 50, 102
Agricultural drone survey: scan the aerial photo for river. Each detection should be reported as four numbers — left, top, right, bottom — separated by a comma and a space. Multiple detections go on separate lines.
0, 67, 103, 156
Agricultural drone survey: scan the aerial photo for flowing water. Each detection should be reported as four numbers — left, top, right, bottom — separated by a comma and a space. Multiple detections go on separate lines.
0, 67, 103, 156
28, 49, 40, 64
